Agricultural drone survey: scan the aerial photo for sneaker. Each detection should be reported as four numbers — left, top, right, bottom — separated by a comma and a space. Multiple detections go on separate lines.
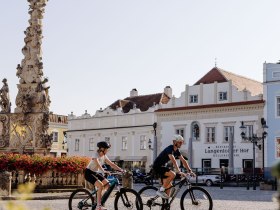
156, 190, 169, 199
96, 205, 107, 210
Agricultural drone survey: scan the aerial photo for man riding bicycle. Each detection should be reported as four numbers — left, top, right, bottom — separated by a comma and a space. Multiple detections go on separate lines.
153, 134, 195, 199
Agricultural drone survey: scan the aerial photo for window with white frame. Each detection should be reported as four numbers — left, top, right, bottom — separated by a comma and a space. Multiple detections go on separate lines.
189, 95, 198, 103
219, 92, 227, 101
206, 127, 215, 143
105, 137, 110, 145
122, 136, 128, 150
175, 128, 186, 144
75, 139, 80, 151
52, 131, 58, 142
140, 135, 147, 150
175, 128, 184, 138
245, 125, 253, 138
224, 126, 234, 142
89, 138, 94, 151
276, 138, 280, 158
277, 97, 280, 117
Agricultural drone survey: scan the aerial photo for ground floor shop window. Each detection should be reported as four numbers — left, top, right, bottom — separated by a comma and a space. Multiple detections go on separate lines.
243, 159, 253, 169
202, 159, 211, 173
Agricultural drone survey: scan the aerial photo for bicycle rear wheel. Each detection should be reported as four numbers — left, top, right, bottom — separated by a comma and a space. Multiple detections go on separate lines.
114, 188, 143, 210
138, 186, 163, 210
180, 186, 213, 210
68, 188, 95, 210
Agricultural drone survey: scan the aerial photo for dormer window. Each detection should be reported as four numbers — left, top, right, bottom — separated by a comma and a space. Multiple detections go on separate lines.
190, 95, 198, 103
219, 92, 227, 101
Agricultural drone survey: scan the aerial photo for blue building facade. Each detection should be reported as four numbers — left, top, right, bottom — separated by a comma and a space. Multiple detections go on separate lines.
263, 62, 280, 177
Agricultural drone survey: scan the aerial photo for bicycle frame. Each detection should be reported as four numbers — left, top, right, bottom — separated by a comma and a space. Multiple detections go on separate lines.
80, 175, 121, 209
165, 176, 189, 205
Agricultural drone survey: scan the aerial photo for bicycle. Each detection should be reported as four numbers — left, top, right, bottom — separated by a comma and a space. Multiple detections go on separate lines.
68, 172, 143, 210
138, 174, 213, 210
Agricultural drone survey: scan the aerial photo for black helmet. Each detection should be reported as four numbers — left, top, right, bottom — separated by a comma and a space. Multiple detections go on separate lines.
97, 141, 111, 149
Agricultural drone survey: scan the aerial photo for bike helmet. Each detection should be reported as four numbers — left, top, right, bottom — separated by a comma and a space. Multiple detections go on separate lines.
173, 134, 184, 143
97, 141, 111, 149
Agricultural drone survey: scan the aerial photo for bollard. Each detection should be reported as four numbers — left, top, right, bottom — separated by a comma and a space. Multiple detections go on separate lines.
220, 167, 224, 189
246, 175, 250, 190
122, 171, 133, 189
0, 171, 12, 196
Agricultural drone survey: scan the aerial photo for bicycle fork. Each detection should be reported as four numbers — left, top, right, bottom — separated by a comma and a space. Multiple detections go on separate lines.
189, 189, 199, 205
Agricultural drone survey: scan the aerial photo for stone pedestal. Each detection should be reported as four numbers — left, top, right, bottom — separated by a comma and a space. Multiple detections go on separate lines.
0, 171, 12, 196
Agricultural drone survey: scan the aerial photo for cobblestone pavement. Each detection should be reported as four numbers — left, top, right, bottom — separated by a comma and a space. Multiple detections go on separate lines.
0, 185, 278, 210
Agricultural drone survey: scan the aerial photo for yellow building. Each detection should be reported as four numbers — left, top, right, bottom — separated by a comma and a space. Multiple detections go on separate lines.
48, 113, 68, 157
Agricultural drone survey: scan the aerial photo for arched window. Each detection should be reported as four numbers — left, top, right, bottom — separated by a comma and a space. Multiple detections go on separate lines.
191, 122, 200, 140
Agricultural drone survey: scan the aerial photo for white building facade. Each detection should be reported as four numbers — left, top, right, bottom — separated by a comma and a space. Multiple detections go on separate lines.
156, 67, 264, 172
67, 87, 171, 172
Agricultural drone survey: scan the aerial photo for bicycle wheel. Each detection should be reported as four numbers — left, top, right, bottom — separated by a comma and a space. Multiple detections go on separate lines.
114, 188, 143, 210
180, 186, 213, 210
138, 186, 163, 210
68, 188, 95, 210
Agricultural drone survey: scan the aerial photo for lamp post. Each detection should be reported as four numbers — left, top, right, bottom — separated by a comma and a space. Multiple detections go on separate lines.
239, 118, 268, 190
148, 123, 157, 162
152, 123, 157, 161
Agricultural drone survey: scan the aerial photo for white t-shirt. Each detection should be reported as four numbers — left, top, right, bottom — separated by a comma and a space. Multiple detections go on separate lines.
86, 152, 108, 173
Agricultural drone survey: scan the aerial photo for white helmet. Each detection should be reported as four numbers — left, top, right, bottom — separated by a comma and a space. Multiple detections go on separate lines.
173, 134, 184, 143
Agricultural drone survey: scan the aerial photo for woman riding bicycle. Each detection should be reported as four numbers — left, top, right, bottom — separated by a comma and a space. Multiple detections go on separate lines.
153, 135, 196, 199
85, 141, 124, 210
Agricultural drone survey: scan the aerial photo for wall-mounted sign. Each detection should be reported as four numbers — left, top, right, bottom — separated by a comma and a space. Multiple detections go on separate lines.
204, 145, 249, 157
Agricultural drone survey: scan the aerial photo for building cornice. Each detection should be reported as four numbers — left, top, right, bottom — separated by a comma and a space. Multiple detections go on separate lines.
67, 124, 154, 133
156, 100, 264, 113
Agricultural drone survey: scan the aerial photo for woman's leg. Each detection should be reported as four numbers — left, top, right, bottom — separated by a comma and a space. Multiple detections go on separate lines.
95, 180, 104, 206
102, 179, 109, 191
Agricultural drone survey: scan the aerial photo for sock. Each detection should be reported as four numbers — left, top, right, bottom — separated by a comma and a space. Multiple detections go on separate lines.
160, 187, 165, 192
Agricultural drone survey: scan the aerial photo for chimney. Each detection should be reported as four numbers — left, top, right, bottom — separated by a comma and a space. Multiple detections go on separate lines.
164, 86, 172, 98
130, 88, 138, 97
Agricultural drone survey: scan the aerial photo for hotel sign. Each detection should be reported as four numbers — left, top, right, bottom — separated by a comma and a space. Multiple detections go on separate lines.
204, 145, 250, 157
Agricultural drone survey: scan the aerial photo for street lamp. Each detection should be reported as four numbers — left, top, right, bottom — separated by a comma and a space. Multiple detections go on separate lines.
148, 139, 153, 150
239, 118, 268, 190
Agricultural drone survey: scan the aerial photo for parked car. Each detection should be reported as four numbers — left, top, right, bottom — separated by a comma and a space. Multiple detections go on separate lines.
189, 174, 222, 186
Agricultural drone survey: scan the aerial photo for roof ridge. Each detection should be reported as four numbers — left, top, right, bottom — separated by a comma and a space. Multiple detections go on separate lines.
126, 93, 163, 98
217, 68, 262, 84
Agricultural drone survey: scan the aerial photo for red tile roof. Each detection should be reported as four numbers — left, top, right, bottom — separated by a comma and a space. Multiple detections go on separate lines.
109, 93, 170, 113
194, 67, 263, 96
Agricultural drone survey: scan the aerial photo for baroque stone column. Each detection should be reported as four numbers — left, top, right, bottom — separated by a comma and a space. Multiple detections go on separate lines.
0, 0, 52, 154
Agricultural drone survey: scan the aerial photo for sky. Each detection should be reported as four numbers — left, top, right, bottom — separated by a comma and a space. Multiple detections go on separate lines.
1, 0, 280, 116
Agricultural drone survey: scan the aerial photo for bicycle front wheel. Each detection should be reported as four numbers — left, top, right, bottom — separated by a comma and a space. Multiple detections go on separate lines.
114, 188, 143, 210
180, 186, 213, 210
138, 186, 163, 210
68, 188, 95, 210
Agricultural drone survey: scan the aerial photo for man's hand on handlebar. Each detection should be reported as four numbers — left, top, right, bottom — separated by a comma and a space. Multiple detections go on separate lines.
188, 170, 196, 177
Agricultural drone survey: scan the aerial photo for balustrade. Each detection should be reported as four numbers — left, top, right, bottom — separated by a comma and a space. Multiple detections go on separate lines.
10, 170, 84, 189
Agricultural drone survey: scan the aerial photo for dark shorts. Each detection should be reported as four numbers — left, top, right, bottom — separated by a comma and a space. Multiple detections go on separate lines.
85, 168, 105, 185
153, 166, 171, 180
